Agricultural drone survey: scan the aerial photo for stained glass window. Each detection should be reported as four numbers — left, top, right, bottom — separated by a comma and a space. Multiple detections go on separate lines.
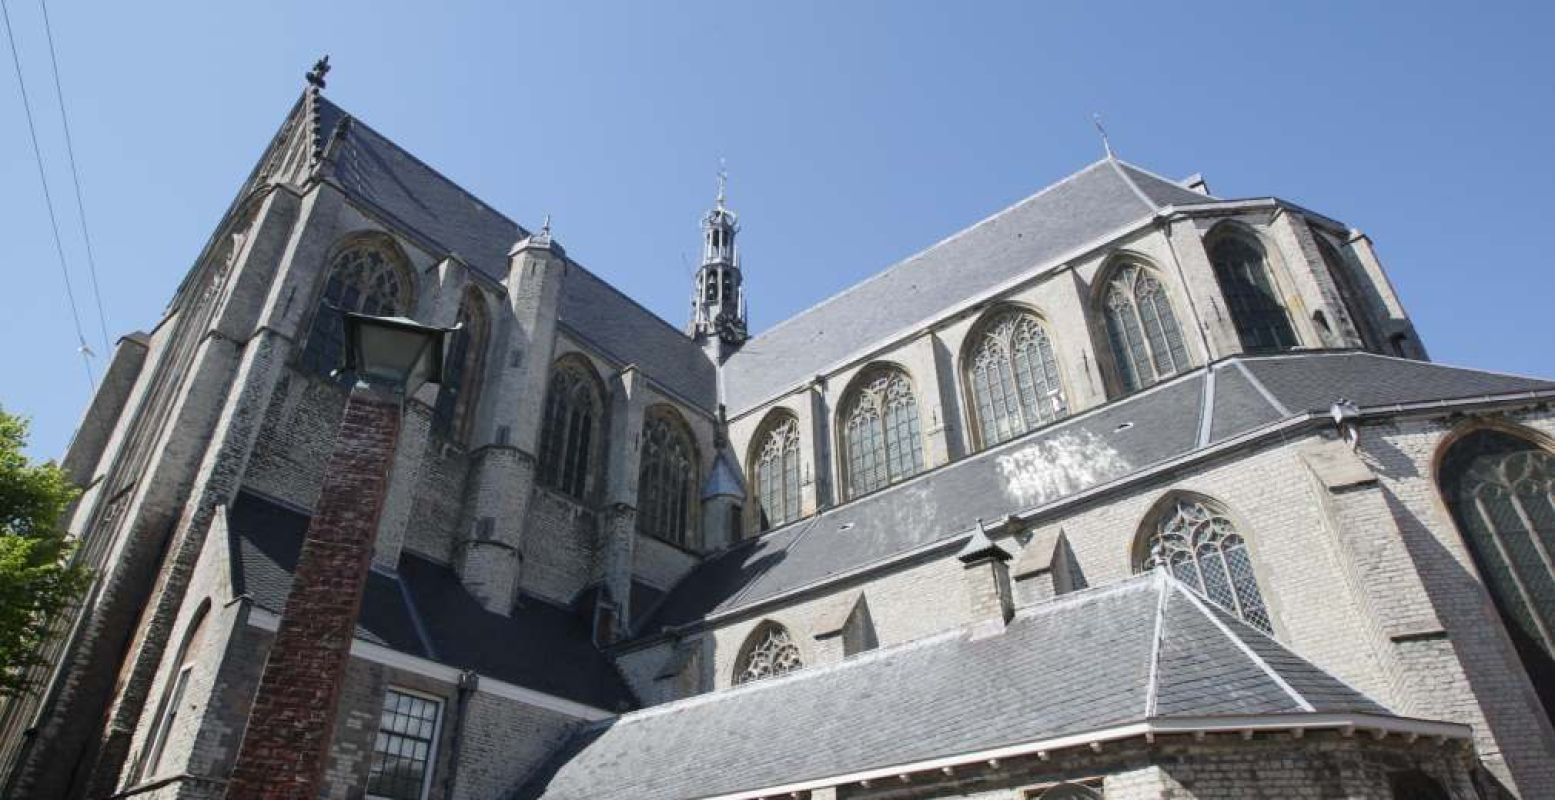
1144, 498, 1272, 633
367, 689, 441, 800
637, 408, 697, 546
966, 309, 1067, 448
733, 623, 803, 685
752, 414, 802, 531
1103, 263, 1188, 393
841, 368, 924, 499
301, 238, 412, 378
1209, 235, 1297, 353
432, 291, 488, 441
537, 358, 602, 500
1439, 429, 1555, 723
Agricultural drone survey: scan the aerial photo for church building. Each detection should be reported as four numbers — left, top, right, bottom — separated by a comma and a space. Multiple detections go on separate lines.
3, 66, 1554, 800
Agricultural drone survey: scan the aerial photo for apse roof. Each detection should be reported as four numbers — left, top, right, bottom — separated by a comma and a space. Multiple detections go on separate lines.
517, 573, 1419, 800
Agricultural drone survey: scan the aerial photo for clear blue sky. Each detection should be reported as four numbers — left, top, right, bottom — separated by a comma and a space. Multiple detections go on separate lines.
3, 1, 1553, 459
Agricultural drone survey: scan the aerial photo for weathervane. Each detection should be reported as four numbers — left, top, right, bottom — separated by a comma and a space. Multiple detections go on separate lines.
306, 55, 331, 90
716, 158, 728, 207
1092, 113, 1113, 159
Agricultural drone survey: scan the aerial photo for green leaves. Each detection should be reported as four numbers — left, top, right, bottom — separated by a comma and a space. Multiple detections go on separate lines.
0, 407, 90, 698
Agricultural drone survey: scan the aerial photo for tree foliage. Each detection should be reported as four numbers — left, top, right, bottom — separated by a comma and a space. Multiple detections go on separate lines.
0, 408, 89, 698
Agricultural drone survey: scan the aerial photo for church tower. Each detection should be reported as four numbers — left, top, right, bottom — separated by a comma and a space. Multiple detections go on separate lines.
688, 168, 747, 358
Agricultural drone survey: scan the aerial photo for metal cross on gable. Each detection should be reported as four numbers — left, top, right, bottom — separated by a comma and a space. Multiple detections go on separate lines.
306, 55, 331, 89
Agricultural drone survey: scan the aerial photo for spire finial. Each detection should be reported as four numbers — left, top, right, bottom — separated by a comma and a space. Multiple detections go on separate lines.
306, 56, 331, 90
542, 213, 552, 237
1092, 113, 1114, 159
716, 158, 728, 207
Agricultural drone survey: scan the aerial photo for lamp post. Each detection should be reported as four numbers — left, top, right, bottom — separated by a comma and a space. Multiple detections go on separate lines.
225, 312, 449, 800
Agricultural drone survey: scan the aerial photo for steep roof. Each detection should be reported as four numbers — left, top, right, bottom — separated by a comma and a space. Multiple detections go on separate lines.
226, 491, 635, 711
718, 159, 1208, 414
641, 352, 1555, 631
519, 573, 1409, 800
312, 97, 717, 409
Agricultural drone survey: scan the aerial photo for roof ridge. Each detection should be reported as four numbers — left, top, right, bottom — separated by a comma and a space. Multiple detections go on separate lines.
1115, 159, 1222, 202
1167, 581, 1314, 712
1143, 572, 1170, 718
741, 159, 1116, 344
1106, 156, 1166, 214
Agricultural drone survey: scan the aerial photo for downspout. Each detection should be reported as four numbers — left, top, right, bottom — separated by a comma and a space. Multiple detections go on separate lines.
441, 670, 479, 799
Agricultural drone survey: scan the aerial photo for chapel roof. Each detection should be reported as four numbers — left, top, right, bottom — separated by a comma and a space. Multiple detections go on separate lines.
635, 351, 1555, 634
517, 572, 1451, 800
224, 490, 637, 712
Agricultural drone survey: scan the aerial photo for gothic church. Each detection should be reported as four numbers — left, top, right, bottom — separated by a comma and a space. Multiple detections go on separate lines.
4, 71, 1555, 800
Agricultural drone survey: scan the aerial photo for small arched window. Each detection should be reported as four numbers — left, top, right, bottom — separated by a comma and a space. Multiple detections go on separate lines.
733, 622, 803, 685
1102, 262, 1189, 393
1209, 233, 1297, 353
432, 290, 488, 441
1315, 235, 1380, 350
965, 308, 1067, 448
637, 407, 697, 547
137, 601, 211, 781
301, 236, 413, 378
537, 357, 604, 500
840, 367, 924, 499
1141, 497, 1272, 633
751, 412, 802, 531
1439, 428, 1555, 723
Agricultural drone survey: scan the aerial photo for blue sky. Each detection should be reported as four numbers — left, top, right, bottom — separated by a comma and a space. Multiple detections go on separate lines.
3, 1, 1552, 459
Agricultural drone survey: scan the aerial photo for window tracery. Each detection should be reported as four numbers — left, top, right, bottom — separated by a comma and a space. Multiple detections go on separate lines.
733, 623, 803, 685
1143, 498, 1272, 633
432, 290, 488, 441
537, 359, 603, 500
301, 238, 412, 378
841, 367, 924, 499
1209, 234, 1296, 352
966, 309, 1067, 448
752, 414, 802, 531
1102, 263, 1188, 392
637, 408, 697, 546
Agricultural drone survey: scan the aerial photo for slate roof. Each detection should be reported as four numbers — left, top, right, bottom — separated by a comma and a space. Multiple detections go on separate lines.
312, 97, 716, 409
226, 491, 635, 711
718, 159, 1209, 414
642, 351, 1555, 632
519, 573, 1395, 800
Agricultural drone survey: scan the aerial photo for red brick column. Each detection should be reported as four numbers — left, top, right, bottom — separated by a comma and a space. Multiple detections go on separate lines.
225, 385, 401, 799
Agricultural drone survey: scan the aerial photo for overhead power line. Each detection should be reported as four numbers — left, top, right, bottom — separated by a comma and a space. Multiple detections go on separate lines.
39, 0, 109, 354
0, 0, 95, 393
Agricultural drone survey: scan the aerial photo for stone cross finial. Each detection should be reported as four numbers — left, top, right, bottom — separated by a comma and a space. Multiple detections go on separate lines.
306, 55, 331, 89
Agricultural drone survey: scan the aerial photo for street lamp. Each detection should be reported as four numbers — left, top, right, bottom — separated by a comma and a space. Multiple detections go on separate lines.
226, 311, 451, 800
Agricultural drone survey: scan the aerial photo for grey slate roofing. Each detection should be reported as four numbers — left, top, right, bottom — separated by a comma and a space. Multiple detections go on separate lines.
312, 97, 716, 409
226, 491, 635, 711
719, 159, 1209, 414
519, 573, 1393, 800
642, 351, 1555, 632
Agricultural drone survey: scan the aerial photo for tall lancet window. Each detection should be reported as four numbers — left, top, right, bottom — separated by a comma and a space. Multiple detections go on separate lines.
751, 413, 802, 531
637, 407, 697, 547
432, 290, 488, 441
733, 622, 803, 685
1141, 497, 1272, 633
301, 236, 413, 378
841, 367, 924, 499
965, 309, 1067, 449
537, 357, 604, 500
1315, 235, 1380, 350
1209, 234, 1297, 352
1439, 428, 1555, 723
1102, 262, 1189, 393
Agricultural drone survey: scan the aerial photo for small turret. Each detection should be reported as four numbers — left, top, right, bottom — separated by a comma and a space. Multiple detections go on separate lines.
688, 165, 748, 355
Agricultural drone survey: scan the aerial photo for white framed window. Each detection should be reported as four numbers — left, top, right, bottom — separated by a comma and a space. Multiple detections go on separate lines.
366, 688, 443, 800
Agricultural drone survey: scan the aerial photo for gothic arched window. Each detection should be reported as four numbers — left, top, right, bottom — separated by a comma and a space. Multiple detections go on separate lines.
637, 407, 697, 547
965, 309, 1067, 449
136, 600, 210, 781
751, 412, 802, 531
733, 622, 803, 685
1439, 429, 1555, 723
537, 357, 603, 500
840, 367, 924, 499
432, 290, 488, 441
1208, 233, 1297, 353
1141, 497, 1272, 633
1102, 262, 1189, 393
301, 236, 413, 378
1315, 235, 1380, 351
